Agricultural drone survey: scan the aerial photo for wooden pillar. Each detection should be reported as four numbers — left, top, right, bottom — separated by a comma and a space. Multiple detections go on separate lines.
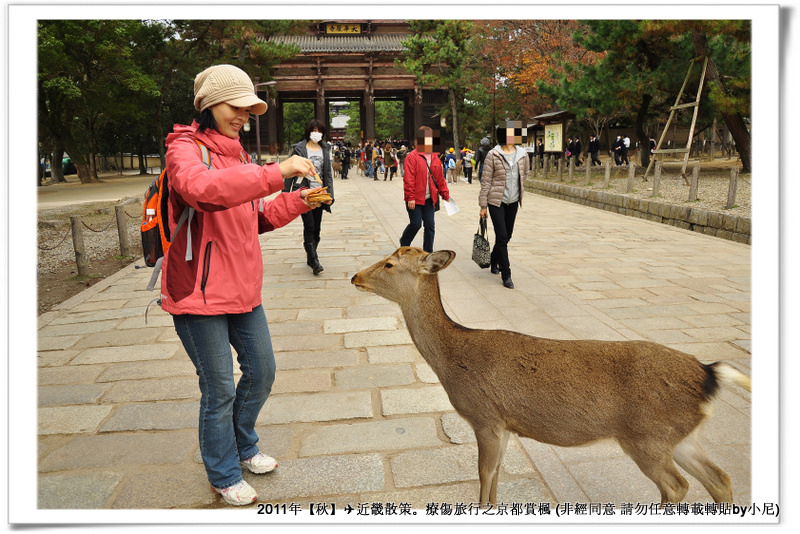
413, 84, 423, 134
626, 162, 636, 193
115, 205, 132, 257
266, 93, 279, 155
70, 216, 88, 276
652, 161, 662, 197
726, 166, 739, 209
315, 82, 326, 124
364, 82, 376, 141
584, 158, 591, 185
688, 166, 700, 201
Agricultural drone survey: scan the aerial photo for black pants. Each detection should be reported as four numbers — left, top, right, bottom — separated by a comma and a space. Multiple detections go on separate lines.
341, 162, 349, 179
399, 198, 436, 252
590, 151, 601, 166
488, 201, 519, 279
302, 207, 323, 244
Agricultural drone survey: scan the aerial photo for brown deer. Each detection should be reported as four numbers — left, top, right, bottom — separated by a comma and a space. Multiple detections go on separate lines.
351, 247, 751, 505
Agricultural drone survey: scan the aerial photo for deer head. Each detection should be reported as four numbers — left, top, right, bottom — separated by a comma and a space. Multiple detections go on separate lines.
351, 247, 455, 304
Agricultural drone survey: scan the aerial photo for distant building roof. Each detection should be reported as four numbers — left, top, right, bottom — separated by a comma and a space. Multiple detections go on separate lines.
532, 110, 576, 122
269, 34, 408, 53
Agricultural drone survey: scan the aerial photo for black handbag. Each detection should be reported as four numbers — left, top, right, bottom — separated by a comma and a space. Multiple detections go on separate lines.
472, 217, 491, 269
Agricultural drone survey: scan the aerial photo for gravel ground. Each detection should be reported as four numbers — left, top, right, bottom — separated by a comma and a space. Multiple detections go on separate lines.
531, 158, 751, 219
37, 198, 143, 275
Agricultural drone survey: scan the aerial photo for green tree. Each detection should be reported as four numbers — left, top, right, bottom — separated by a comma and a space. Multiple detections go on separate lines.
38, 20, 161, 183
546, 20, 694, 168
374, 100, 404, 141
283, 102, 314, 151
540, 20, 751, 171
400, 20, 480, 158
643, 21, 751, 172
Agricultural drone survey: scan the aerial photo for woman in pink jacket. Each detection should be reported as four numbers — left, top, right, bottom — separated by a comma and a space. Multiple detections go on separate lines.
399, 126, 450, 252
162, 64, 322, 506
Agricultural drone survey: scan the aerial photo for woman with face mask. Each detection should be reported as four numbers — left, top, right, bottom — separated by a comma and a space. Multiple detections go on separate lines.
286, 119, 335, 274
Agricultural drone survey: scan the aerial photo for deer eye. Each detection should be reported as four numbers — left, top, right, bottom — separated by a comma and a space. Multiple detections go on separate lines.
385, 262, 393, 269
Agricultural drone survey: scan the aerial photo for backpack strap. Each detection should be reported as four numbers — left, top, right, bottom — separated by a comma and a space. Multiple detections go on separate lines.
180, 140, 211, 262
146, 139, 211, 295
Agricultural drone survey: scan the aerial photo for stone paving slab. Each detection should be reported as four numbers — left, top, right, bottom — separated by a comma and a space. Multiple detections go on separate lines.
30, 174, 757, 517
298, 416, 441, 456
39, 430, 197, 472
39, 471, 124, 509
38, 405, 113, 435
250, 454, 386, 501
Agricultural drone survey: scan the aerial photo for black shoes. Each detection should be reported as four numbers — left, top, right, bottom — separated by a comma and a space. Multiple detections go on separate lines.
502, 277, 514, 289
304, 242, 324, 275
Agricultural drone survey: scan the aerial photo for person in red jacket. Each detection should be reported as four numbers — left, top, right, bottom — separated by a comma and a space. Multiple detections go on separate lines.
162, 64, 322, 506
399, 126, 450, 252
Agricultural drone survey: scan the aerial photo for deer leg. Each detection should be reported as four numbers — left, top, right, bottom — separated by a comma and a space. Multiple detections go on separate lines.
474, 427, 510, 505
673, 432, 733, 503
620, 440, 689, 503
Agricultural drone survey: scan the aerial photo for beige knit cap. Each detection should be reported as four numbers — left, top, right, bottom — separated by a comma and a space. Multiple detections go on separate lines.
193, 64, 268, 116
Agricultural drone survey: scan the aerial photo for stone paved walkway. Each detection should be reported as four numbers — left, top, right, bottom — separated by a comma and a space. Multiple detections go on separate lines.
34, 172, 752, 515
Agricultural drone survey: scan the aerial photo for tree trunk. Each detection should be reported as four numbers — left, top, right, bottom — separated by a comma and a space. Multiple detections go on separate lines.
51, 147, 67, 184
138, 149, 148, 175
692, 30, 751, 172
449, 88, 460, 159
635, 93, 653, 168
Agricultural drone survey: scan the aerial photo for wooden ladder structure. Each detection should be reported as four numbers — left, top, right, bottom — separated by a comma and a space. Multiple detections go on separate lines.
644, 55, 709, 183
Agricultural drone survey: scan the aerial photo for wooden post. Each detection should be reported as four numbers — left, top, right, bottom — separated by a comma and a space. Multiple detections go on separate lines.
652, 161, 662, 197
604, 159, 611, 188
568, 157, 574, 181
626, 162, 636, 193
726, 166, 739, 209
115, 205, 132, 257
544, 154, 550, 179
532, 155, 538, 178
688, 166, 700, 202
70, 216, 89, 276
710, 117, 717, 161
584, 159, 591, 185
557, 157, 564, 182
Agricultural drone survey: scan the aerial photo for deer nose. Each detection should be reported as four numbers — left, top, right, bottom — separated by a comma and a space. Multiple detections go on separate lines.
350, 274, 357, 284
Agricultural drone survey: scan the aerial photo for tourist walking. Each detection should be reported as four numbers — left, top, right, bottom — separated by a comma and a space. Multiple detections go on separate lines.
588, 134, 601, 166
478, 122, 530, 289
287, 118, 335, 275
399, 126, 450, 252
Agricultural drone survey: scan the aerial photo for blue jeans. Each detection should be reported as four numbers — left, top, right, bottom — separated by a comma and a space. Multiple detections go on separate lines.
173, 305, 276, 489
365, 161, 374, 177
399, 198, 436, 252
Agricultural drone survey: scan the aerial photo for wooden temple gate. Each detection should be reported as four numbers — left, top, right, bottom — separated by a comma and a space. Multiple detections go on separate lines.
254, 20, 450, 155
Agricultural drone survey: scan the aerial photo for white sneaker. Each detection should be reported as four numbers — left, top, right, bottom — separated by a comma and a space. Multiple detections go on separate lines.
211, 480, 257, 506
242, 452, 278, 474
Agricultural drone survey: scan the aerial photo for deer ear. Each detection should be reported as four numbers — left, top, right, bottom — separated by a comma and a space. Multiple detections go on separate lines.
421, 250, 455, 274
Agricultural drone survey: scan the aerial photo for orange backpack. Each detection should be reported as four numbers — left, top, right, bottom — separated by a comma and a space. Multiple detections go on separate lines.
141, 140, 211, 267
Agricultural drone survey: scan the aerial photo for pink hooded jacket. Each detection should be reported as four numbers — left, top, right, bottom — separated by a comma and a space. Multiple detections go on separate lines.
160, 122, 310, 315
